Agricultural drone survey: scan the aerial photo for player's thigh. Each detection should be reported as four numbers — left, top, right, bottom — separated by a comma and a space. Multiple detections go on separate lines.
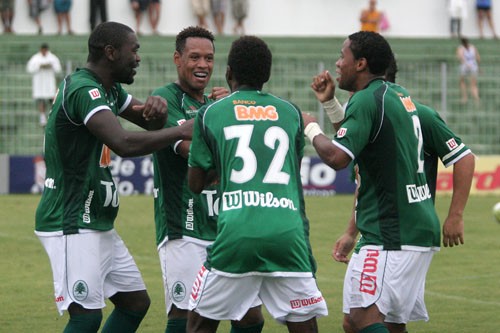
260, 276, 328, 323
104, 230, 146, 298
161, 238, 211, 311
189, 267, 262, 321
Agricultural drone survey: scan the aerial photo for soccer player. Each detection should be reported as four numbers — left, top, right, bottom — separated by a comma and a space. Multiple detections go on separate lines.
187, 35, 328, 333
150, 26, 264, 333
302, 31, 444, 333
328, 59, 475, 333
34, 21, 192, 333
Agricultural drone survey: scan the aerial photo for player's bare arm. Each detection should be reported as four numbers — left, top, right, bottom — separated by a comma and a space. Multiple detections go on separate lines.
86, 110, 192, 157
302, 112, 351, 170
120, 95, 168, 130
442, 153, 475, 247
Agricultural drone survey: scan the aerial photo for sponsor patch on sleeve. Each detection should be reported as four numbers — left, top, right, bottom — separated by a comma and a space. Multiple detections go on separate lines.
88, 88, 101, 100
177, 119, 186, 126
336, 127, 347, 138
446, 138, 458, 150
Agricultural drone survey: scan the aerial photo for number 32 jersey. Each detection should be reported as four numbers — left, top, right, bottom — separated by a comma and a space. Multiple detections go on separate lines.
188, 89, 316, 277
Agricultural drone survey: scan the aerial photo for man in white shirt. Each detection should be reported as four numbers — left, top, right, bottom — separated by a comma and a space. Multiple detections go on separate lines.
26, 43, 62, 127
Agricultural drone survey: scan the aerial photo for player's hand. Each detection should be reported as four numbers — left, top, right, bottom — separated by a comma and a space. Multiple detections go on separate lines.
133, 95, 167, 122
302, 112, 318, 128
442, 214, 464, 247
207, 87, 230, 100
332, 233, 356, 264
311, 70, 336, 103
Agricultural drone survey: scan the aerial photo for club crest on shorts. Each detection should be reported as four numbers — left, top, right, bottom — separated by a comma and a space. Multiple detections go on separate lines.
171, 281, 186, 302
72, 280, 89, 301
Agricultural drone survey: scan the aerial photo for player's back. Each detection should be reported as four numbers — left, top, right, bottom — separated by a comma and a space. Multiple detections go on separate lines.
197, 89, 314, 275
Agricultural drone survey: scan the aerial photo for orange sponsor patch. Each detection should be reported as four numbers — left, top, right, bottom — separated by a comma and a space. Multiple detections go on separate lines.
234, 105, 279, 121
399, 96, 416, 112
100, 145, 111, 167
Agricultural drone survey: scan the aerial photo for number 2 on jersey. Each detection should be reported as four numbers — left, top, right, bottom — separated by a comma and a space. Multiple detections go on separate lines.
223, 124, 290, 185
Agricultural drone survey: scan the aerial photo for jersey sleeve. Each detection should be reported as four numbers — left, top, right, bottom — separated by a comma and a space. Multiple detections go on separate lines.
419, 105, 472, 168
333, 93, 377, 159
65, 84, 111, 125
188, 108, 214, 171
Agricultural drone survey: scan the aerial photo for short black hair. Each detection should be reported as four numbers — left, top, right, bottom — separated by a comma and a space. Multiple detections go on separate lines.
40, 43, 49, 49
348, 31, 393, 76
175, 26, 215, 54
87, 22, 135, 63
227, 36, 272, 89
385, 55, 398, 83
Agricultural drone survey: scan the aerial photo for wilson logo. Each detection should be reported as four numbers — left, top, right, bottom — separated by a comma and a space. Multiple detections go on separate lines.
88, 88, 101, 100
446, 138, 458, 150
222, 190, 297, 211
191, 265, 208, 302
336, 127, 347, 138
359, 249, 379, 295
234, 105, 278, 121
406, 183, 432, 203
400, 96, 416, 112
290, 296, 324, 309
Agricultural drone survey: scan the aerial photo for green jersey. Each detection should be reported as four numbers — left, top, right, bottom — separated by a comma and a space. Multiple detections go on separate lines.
386, 82, 472, 199
188, 89, 315, 276
151, 83, 218, 246
35, 68, 131, 234
336, 79, 440, 250
417, 102, 472, 199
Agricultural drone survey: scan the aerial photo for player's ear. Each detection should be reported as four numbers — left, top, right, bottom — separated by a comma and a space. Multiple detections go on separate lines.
225, 65, 233, 88
355, 57, 368, 72
174, 51, 181, 67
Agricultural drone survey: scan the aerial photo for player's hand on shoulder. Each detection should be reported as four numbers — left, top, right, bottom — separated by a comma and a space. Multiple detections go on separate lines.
208, 86, 230, 100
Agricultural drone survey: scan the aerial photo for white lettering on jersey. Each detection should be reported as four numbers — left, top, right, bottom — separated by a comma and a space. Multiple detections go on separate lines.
44, 178, 56, 189
83, 190, 94, 223
186, 199, 194, 230
88, 88, 101, 100
222, 190, 297, 211
406, 183, 432, 203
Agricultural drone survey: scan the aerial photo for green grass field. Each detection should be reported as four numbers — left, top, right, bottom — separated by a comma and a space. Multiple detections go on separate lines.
1, 194, 499, 332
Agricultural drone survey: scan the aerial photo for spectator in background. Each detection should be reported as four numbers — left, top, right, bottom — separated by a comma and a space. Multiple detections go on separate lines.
457, 37, 480, 104
191, 0, 210, 29
448, 0, 467, 38
231, 0, 247, 35
28, 0, 49, 34
360, 0, 381, 32
1, 0, 14, 33
54, 0, 73, 34
131, 0, 150, 35
210, 0, 225, 35
89, 0, 107, 31
26, 43, 62, 127
476, 0, 498, 39
148, 0, 161, 34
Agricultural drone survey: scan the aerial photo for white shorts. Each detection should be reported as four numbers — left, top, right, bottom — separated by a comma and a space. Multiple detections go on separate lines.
36, 229, 146, 315
158, 237, 212, 314
189, 266, 328, 323
343, 248, 434, 324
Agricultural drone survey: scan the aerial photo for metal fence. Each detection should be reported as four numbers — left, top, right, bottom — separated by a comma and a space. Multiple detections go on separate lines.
1, 57, 499, 155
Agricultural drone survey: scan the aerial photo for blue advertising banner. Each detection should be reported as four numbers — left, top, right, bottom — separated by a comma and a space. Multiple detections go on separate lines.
8, 155, 356, 195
